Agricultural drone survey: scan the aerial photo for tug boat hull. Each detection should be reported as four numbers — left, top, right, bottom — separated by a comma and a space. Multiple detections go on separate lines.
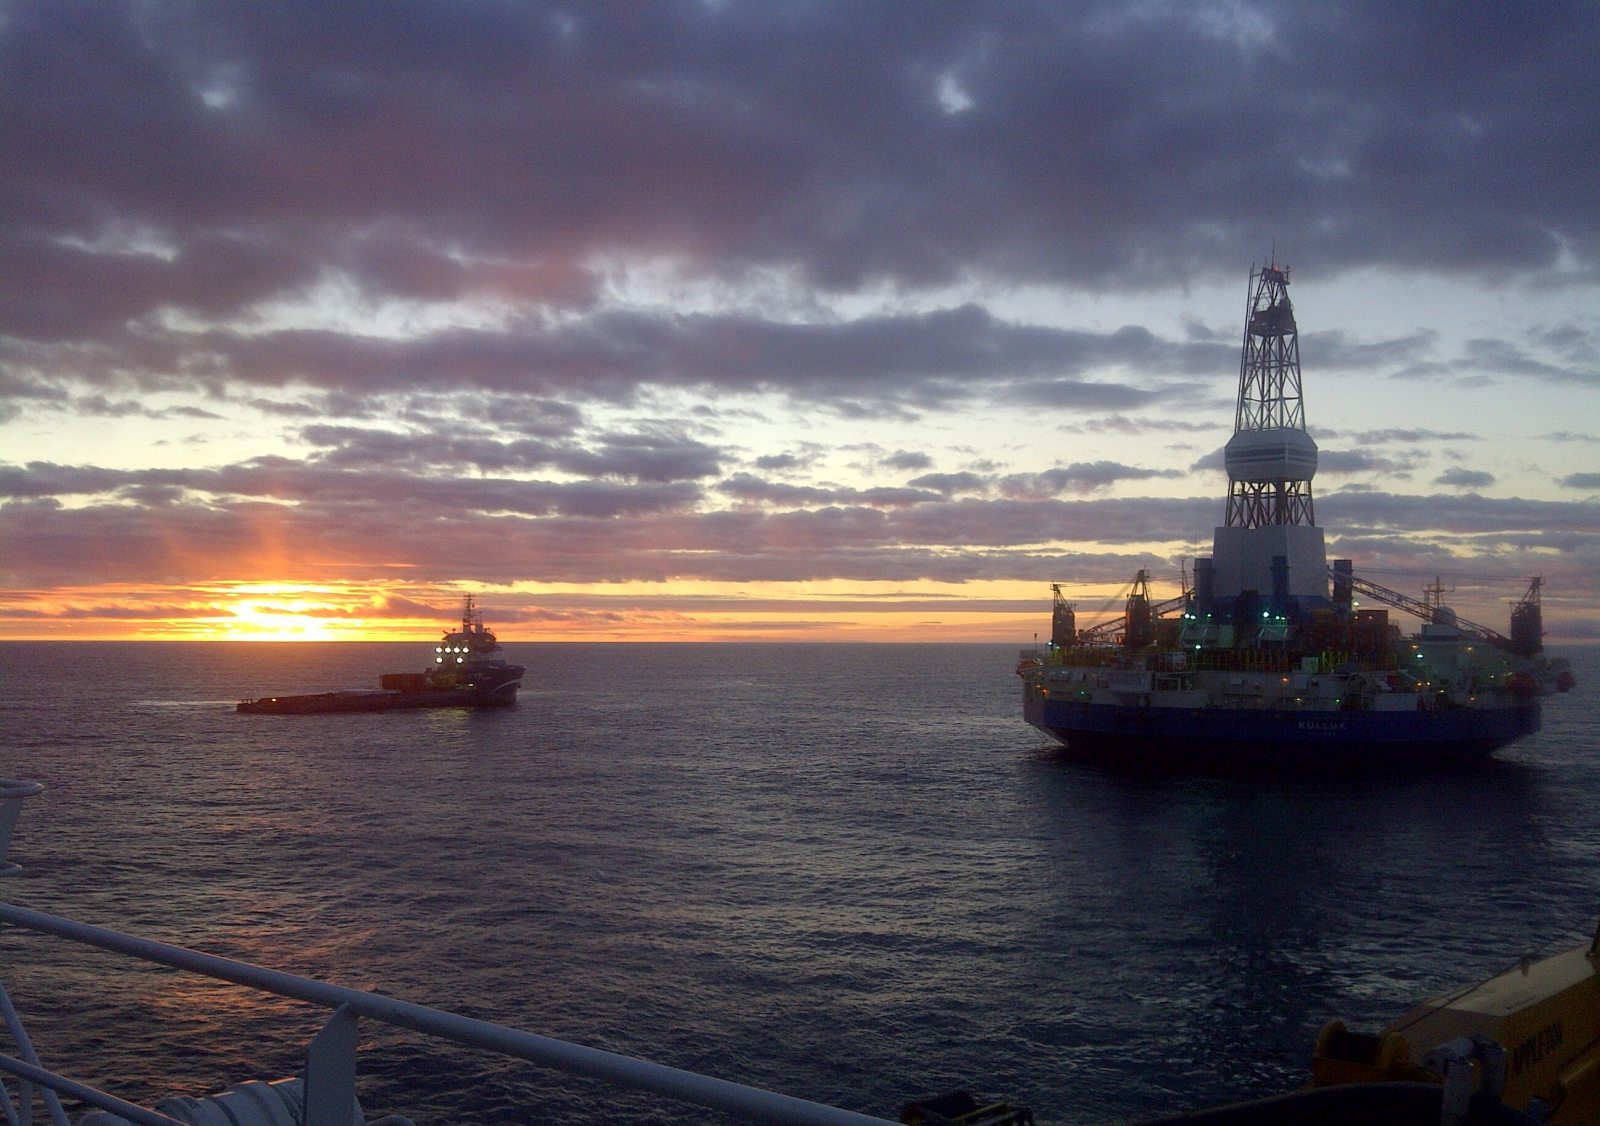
236, 679, 521, 715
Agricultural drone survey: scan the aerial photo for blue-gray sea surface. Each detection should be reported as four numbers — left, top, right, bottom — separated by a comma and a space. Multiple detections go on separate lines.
1, 641, 1597, 1123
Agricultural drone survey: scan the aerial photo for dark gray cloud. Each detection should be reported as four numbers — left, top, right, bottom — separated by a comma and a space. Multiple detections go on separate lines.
6, 2, 1596, 370
1383, 336, 1600, 387
1560, 473, 1600, 490
0, 459, 705, 518
716, 474, 838, 508
1316, 449, 1420, 476
1058, 414, 1223, 437
1440, 467, 1497, 489
1319, 492, 1600, 538
1434, 467, 1495, 490
1324, 427, 1481, 444
556, 431, 725, 484
295, 424, 723, 482
999, 462, 1185, 497
0, 300, 1239, 411
40, 395, 224, 421
1308, 330, 1440, 372
717, 473, 942, 510
907, 471, 988, 497
883, 450, 934, 472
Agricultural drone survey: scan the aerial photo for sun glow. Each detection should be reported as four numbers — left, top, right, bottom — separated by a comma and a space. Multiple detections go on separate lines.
228, 602, 339, 641
0, 583, 455, 642
0, 578, 1064, 642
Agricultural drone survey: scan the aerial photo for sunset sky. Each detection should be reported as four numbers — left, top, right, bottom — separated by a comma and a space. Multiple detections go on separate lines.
2, 2, 1598, 643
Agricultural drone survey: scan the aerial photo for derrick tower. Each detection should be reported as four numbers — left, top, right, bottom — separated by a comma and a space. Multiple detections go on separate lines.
1207, 262, 1329, 604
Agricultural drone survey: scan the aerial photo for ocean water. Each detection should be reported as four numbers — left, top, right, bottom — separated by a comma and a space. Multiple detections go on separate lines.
0, 640, 1596, 1124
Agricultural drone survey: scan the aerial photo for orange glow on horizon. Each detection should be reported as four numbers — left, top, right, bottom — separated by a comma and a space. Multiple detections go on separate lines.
0, 583, 445, 642
4, 579, 1598, 645
0, 580, 1059, 643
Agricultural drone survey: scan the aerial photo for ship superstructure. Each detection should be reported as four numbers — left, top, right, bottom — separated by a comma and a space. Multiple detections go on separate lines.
1018, 263, 1567, 768
427, 594, 518, 680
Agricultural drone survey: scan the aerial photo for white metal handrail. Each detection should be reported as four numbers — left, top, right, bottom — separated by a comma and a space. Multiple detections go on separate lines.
0, 1049, 180, 1126
0, 781, 894, 1126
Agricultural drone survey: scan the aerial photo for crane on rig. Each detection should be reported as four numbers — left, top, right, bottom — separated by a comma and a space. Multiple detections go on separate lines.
1057, 565, 1549, 658
1337, 566, 1548, 655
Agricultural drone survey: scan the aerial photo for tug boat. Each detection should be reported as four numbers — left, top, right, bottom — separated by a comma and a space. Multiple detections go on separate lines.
1017, 263, 1567, 770
237, 596, 524, 715
1303, 926, 1600, 1125
1130, 926, 1600, 1124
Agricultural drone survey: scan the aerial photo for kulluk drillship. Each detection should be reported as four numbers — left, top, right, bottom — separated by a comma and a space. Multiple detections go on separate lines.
1018, 262, 1574, 769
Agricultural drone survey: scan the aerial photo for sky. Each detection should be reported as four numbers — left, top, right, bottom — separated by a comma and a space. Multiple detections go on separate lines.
2, 1, 1598, 644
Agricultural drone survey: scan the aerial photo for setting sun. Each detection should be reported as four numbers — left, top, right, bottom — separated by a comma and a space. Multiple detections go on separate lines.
226, 602, 341, 641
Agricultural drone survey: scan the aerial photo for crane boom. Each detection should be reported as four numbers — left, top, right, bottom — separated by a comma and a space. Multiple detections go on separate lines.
1335, 570, 1514, 651
1075, 593, 1187, 643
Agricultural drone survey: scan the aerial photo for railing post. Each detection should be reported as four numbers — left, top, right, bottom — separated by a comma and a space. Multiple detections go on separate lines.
303, 1004, 359, 1126
0, 782, 65, 1126
0, 782, 43, 879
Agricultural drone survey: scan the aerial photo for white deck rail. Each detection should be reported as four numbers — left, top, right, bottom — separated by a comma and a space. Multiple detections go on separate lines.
0, 780, 894, 1126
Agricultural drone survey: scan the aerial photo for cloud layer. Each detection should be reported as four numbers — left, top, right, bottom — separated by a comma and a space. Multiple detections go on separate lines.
2, 1, 1597, 639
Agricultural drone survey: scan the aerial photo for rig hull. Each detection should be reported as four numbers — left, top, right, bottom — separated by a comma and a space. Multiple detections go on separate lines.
1020, 638, 1545, 770
1023, 683, 1539, 769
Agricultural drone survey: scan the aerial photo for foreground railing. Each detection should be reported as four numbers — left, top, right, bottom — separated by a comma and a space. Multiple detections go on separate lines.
0, 780, 893, 1126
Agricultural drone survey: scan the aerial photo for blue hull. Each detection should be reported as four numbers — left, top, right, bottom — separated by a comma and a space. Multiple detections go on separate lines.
1024, 695, 1540, 769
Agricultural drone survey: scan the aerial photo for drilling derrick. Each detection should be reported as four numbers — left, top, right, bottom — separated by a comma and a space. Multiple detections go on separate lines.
1208, 262, 1329, 606
1225, 264, 1317, 529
